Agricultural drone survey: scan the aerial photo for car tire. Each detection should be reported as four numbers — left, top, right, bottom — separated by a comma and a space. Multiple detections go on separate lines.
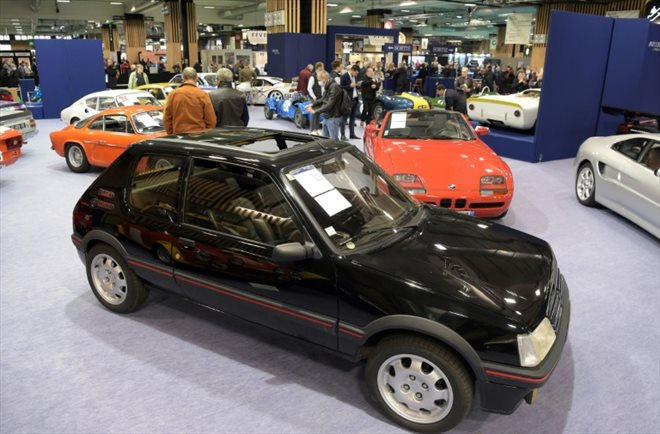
365, 334, 473, 433
294, 109, 307, 129
264, 105, 274, 120
65, 143, 91, 173
269, 90, 284, 101
86, 244, 149, 314
70, 117, 80, 125
576, 162, 597, 207
373, 102, 385, 120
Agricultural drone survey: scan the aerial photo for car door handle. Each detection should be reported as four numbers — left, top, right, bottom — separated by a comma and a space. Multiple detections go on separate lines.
179, 237, 196, 248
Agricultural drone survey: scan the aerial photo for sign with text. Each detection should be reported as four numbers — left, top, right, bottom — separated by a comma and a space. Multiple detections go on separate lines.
383, 43, 412, 53
366, 35, 392, 46
246, 31, 267, 45
430, 45, 454, 55
605, 10, 640, 19
505, 13, 533, 45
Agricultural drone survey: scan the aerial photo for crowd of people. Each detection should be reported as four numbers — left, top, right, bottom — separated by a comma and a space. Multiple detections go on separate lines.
1, 58, 38, 88
108, 54, 543, 141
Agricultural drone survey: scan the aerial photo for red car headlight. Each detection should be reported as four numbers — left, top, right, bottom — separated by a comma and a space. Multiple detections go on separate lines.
480, 175, 507, 196
393, 173, 426, 195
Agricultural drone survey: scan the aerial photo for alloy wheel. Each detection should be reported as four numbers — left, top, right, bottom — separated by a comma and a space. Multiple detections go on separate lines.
90, 253, 128, 305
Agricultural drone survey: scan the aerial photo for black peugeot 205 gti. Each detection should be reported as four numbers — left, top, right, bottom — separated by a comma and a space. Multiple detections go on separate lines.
71, 128, 570, 432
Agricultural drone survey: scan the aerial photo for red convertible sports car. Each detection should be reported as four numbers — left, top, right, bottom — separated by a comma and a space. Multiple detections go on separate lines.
364, 109, 513, 218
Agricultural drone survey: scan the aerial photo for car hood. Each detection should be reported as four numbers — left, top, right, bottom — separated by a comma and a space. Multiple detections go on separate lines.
349, 207, 553, 329
381, 138, 510, 192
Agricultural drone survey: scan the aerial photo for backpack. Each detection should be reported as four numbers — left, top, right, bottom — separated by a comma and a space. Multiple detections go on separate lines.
339, 87, 353, 117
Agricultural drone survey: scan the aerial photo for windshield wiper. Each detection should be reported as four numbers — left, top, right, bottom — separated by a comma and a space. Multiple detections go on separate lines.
338, 223, 419, 247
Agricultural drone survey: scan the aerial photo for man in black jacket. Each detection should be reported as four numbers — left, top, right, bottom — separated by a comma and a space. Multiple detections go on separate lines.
436, 84, 467, 115
360, 67, 380, 126
306, 70, 343, 140
393, 62, 409, 94
209, 68, 249, 127
340, 65, 360, 140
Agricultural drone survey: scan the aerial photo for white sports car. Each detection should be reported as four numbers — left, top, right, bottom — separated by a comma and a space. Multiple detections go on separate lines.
575, 133, 660, 238
60, 90, 160, 124
235, 77, 293, 105
467, 88, 540, 130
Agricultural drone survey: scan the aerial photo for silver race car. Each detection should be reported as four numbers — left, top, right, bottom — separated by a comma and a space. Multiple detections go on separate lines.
575, 133, 660, 238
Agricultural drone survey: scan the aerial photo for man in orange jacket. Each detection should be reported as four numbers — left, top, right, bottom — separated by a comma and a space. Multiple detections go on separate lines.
164, 67, 216, 134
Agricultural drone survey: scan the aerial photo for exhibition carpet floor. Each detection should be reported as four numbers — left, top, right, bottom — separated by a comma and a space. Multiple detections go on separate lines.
1, 110, 659, 434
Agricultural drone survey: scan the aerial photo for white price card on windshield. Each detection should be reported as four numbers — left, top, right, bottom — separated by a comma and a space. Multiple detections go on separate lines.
134, 112, 158, 127
390, 112, 407, 129
290, 165, 334, 197
315, 189, 351, 216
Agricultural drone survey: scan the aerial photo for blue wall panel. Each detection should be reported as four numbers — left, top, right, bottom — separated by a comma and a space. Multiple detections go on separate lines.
35, 40, 104, 119
533, 12, 614, 162
267, 33, 326, 81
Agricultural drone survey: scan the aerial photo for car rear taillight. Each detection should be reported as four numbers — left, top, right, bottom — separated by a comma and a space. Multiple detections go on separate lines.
513, 110, 521, 117
30, 118, 36, 127
6, 136, 23, 150
0, 93, 13, 101
468, 104, 474, 111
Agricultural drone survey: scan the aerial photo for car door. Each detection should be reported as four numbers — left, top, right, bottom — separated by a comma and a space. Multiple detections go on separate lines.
82, 116, 105, 165
171, 157, 338, 349
599, 137, 648, 208
121, 153, 187, 296
624, 140, 660, 229
91, 114, 136, 165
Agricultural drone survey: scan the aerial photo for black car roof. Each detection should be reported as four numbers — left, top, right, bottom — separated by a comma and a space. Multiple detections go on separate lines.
130, 127, 351, 169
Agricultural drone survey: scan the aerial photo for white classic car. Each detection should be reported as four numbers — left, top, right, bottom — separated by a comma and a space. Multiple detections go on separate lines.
0, 101, 38, 140
575, 133, 660, 238
467, 88, 541, 130
60, 90, 161, 124
235, 76, 293, 105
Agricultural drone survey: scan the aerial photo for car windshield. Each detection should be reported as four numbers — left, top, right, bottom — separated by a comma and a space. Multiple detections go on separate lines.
115, 93, 161, 107
383, 110, 475, 140
131, 110, 165, 133
286, 151, 419, 251
204, 75, 218, 86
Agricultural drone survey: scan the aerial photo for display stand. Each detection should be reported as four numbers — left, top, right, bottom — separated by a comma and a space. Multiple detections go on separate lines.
34, 40, 105, 119
480, 11, 656, 163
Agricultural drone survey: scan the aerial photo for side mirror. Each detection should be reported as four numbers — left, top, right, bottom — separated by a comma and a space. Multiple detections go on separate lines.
475, 126, 490, 136
272, 242, 316, 262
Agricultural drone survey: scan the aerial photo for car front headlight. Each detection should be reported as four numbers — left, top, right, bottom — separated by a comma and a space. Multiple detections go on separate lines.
393, 173, 426, 195
517, 317, 556, 367
480, 175, 508, 196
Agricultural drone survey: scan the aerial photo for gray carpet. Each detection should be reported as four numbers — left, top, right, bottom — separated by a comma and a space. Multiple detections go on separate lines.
1, 109, 659, 433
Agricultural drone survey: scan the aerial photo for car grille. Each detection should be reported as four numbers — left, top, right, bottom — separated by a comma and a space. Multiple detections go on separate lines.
545, 266, 565, 331
469, 202, 505, 209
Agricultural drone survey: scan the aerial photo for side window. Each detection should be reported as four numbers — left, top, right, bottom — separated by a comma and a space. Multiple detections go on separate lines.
612, 138, 647, 161
98, 97, 116, 110
641, 141, 660, 171
103, 115, 132, 133
184, 158, 302, 245
128, 155, 184, 221
85, 98, 98, 109
88, 118, 104, 130
171, 75, 183, 84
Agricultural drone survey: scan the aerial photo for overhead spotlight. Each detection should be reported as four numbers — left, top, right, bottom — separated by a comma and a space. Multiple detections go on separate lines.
130, 5, 136, 12
339, 6, 352, 13
400, 1, 417, 6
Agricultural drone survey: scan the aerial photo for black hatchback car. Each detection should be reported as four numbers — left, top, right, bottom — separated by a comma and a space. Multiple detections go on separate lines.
71, 128, 570, 432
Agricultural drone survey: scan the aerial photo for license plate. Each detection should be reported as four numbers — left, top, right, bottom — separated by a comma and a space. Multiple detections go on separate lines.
457, 210, 475, 216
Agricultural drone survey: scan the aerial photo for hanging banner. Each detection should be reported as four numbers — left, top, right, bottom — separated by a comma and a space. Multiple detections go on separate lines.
505, 13, 533, 45
383, 43, 412, 53
605, 10, 640, 19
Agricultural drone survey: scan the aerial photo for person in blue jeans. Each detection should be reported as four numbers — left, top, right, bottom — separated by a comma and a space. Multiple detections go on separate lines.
306, 70, 344, 140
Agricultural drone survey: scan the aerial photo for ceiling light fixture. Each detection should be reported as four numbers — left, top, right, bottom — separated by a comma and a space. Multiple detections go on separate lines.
401, 9, 410, 12
327, 2, 338, 6
465, 3, 477, 6
130, 4, 136, 11
56, 0, 70, 3
339, 6, 352, 13
204, 5, 215, 8
409, 19, 418, 22
110, 1, 123, 4
424, 33, 432, 36
400, 1, 417, 6
352, 14, 361, 18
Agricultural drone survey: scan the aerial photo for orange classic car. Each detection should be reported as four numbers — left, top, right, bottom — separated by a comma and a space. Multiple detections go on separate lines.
0, 127, 23, 168
364, 109, 514, 218
50, 106, 167, 173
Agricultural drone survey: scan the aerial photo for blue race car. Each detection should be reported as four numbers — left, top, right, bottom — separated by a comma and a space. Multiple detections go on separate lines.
263, 92, 315, 129
372, 90, 430, 119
